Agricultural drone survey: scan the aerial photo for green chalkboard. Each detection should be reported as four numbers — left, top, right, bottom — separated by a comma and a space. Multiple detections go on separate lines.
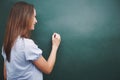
0, 0, 120, 80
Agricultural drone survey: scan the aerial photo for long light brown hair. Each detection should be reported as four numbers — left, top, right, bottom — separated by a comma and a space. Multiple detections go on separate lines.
3, 1, 34, 62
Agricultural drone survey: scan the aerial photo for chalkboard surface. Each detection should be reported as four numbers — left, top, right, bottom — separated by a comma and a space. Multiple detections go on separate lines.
0, 0, 120, 80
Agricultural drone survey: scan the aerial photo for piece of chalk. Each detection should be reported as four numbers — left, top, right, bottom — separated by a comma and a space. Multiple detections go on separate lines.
54, 34, 56, 38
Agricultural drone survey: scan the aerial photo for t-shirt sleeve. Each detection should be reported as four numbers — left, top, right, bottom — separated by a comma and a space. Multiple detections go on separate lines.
25, 39, 42, 61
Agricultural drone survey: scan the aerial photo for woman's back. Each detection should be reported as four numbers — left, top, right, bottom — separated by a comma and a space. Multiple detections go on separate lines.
2, 36, 43, 80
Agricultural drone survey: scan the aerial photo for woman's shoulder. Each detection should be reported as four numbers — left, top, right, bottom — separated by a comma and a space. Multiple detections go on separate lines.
17, 37, 33, 44
17, 36, 37, 49
24, 38, 34, 43
23, 38, 37, 48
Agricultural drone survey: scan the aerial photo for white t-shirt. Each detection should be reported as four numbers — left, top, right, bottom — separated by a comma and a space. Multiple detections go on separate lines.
2, 36, 43, 80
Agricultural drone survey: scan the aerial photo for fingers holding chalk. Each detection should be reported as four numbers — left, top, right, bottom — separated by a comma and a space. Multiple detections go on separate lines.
52, 33, 61, 40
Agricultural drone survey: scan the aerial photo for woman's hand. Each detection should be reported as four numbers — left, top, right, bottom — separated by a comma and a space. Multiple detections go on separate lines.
52, 33, 61, 49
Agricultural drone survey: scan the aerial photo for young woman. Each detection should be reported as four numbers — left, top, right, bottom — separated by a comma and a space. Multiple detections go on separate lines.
2, 1, 61, 80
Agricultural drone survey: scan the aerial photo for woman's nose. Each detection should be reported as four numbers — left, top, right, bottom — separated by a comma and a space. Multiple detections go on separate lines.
35, 18, 37, 23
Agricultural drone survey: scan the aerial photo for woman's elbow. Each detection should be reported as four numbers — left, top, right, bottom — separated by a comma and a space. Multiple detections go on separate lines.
45, 68, 52, 74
